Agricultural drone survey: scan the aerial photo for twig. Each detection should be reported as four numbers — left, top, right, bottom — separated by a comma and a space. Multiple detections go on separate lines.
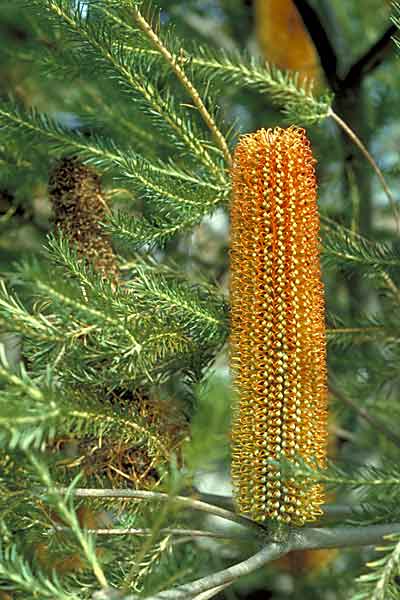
142, 488, 370, 525
193, 583, 233, 600
118, 522, 400, 600
190, 489, 234, 511
342, 25, 397, 88
56, 487, 266, 535
328, 424, 357, 443
131, 5, 232, 171
294, 522, 400, 551
123, 542, 287, 600
328, 108, 399, 231
54, 525, 249, 540
381, 271, 400, 304
329, 381, 400, 449
56, 486, 364, 527
326, 326, 385, 336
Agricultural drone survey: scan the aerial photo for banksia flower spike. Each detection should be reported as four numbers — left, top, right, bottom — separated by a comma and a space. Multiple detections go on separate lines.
255, 0, 322, 89
49, 157, 119, 281
230, 127, 327, 525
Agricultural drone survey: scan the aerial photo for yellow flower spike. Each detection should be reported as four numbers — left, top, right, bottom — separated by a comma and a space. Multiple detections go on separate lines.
230, 127, 328, 526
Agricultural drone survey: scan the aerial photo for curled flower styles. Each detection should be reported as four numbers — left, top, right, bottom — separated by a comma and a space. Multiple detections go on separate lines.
230, 127, 327, 525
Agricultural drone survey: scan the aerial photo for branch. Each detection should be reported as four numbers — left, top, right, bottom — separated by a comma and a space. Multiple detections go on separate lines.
122, 542, 287, 600
294, 523, 400, 551
328, 108, 399, 229
56, 487, 266, 535
59, 485, 369, 528
292, 0, 339, 90
329, 381, 400, 449
319, 503, 358, 522
342, 25, 397, 89
115, 523, 400, 600
54, 525, 249, 541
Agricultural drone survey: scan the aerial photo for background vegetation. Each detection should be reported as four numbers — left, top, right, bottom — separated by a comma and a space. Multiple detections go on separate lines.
1, 0, 400, 598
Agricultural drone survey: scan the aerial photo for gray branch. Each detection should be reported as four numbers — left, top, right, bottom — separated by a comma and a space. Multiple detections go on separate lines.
54, 525, 248, 540
292, 522, 400, 550
64, 488, 400, 600
122, 542, 287, 600
95, 522, 400, 600
57, 487, 266, 535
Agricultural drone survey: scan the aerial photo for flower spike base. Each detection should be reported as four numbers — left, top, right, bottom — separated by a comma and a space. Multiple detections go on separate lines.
230, 127, 328, 525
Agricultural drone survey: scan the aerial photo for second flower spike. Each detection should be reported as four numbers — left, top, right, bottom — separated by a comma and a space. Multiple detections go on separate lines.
230, 127, 328, 525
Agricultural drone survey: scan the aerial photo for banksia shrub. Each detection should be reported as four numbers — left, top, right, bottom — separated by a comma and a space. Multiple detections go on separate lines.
230, 127, 328, 525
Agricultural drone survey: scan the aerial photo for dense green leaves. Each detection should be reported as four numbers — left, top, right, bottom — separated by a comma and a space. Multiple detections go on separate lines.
322, 222, 400, 272
189, 47, 334, 124
0, 543, 82, 599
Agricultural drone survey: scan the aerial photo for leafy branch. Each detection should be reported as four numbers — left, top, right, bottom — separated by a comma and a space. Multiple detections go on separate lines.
122, 43, 333, 125
0, 103, 223, 191
30, 455, 108, 587
127, 1, 232, 169
322, 222, 400, 271
353, 534, 400, 600
0, 543, 81, 600
28, 0, 224, 180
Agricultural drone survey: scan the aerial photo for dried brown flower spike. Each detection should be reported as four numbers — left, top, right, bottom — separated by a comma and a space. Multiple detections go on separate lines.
48, 159, 189, 491
230, 127, 328, 525
49, 157, 119, 281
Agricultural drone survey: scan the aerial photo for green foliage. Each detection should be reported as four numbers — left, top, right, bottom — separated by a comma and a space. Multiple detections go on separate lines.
0, 542, 82, 599
322, 222, 400, 273
187, 47, 333, 124
353, 534, 400, 600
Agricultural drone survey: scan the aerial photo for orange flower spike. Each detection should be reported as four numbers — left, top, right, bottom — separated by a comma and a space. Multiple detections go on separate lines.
255, 0, 322, 89
230, 127, 328, 526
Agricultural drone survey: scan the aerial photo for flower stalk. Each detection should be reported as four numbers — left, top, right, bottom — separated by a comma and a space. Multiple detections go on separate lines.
230, 127, 328, 525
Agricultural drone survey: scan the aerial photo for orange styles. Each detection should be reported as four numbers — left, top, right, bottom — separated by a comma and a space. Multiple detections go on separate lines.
230, 127, 327, 525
